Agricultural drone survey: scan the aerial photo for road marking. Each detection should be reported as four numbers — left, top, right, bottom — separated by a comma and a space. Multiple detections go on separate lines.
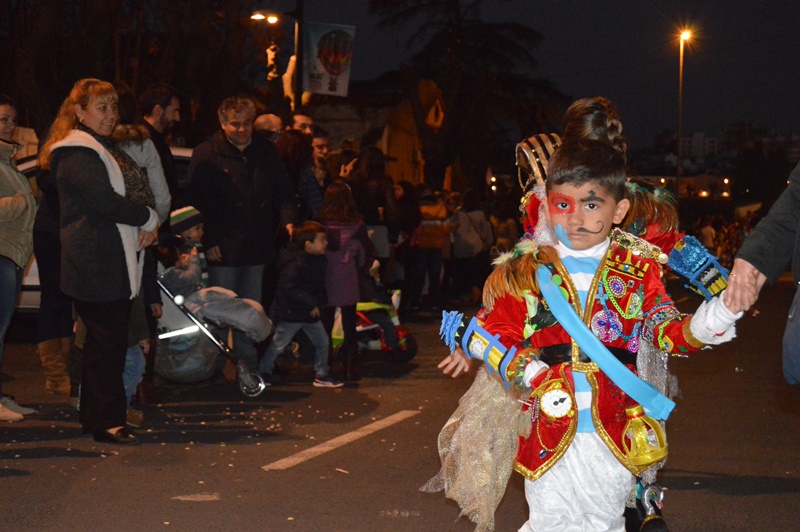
172, 493, 220, 502
262, 410, 420, 471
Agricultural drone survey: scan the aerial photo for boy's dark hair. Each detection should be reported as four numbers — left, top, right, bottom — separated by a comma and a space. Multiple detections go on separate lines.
546, 138, 627, 201
293, 220, 325, 248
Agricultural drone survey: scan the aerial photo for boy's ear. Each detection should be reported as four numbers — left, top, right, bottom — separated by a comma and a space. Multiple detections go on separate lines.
613, 198, 631, 224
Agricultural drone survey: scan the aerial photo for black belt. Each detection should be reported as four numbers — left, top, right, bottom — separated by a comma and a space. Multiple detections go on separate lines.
539, 343, 637, 367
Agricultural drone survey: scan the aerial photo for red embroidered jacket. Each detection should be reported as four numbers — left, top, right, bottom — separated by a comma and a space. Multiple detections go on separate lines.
475, 232, 705, 480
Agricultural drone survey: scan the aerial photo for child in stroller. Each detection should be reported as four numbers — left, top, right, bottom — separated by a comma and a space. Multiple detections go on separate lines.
154, 207, 271, 396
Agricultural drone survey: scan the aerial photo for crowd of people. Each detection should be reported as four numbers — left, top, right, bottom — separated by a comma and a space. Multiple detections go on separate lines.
692, 214, 760, 269
0, 79, 510, 436
3, 75, 800, 530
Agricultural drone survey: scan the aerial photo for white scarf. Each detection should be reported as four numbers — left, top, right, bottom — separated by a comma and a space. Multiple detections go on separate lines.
52, 129, 144, 299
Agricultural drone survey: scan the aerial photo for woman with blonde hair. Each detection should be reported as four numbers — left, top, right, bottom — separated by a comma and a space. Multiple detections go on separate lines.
39, 78, 159, 445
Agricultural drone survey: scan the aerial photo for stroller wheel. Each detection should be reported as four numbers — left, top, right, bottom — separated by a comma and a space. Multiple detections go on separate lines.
237, 368, 267, 397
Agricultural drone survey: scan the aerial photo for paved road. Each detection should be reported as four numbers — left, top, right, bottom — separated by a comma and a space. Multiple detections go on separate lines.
2, 279, 799, 531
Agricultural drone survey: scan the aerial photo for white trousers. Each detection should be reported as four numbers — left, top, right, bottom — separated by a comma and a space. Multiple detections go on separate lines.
519, 432, 634, 532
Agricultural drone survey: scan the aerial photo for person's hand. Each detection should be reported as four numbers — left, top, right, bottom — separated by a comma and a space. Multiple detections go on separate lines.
177, 253, 191, 268
149, 303, 163, 319
286, 223, 294, 238
340, 158, 357, 178
14, 191, 28, 211
206, 245, 222, 262
138, 229, 158, 250
310, 306, 320, 319
723, 258, 766, 312
437, 347, 471, 377
139, 338, 152, 355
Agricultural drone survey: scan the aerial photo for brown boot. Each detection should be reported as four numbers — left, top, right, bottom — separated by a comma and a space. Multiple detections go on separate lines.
38, 338, 71, 395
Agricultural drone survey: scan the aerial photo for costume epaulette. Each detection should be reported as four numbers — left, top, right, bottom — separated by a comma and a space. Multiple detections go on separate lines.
483, 238, 558, 311
610, 228, 669, 266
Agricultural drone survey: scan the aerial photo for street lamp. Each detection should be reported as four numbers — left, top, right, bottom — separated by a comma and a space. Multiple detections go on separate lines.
676, 29, 691, 199
251, 1, 305, 111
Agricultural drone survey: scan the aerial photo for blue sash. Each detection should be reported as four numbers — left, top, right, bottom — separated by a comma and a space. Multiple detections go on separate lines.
536, 265, 675, 420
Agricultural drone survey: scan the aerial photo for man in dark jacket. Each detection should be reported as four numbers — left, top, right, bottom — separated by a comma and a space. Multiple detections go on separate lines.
182, 96, 296, 371
258, 221, 342, 387
728, 161, 800, 385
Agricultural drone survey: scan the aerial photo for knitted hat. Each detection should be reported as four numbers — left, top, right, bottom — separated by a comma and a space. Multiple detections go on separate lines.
170, 206, 203, 234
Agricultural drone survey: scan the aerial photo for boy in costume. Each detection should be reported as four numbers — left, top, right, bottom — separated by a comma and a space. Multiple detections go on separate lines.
429, 139, 742, 531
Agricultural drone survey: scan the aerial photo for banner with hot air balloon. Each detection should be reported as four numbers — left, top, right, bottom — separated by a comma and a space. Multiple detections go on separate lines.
302, 21, 355, 97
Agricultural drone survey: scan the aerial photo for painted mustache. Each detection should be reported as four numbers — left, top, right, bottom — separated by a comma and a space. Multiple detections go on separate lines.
576, 223, 605, 235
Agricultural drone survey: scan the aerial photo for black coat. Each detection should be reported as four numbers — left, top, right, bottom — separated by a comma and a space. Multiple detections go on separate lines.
270, 245, 326, 323
737, 161, 800, 284
182, 131, 296, 266
53, 146, 152, 301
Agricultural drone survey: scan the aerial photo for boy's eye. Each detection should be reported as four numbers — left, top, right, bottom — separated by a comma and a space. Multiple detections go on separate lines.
556, 202, 569, 210
585, 203, 599, 210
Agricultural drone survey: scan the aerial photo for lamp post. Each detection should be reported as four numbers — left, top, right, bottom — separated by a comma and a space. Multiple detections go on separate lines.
676, 29, 691, 199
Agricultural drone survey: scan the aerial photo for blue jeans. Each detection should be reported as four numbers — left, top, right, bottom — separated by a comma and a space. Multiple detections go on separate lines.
123, 345, 146, 404
259, 321, 330, 377
208, 265, 264, 370
783, 286, 800, 385
0, 256, 24, 396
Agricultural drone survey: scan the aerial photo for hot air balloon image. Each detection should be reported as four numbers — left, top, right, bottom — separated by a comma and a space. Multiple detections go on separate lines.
316, 29, 354, 92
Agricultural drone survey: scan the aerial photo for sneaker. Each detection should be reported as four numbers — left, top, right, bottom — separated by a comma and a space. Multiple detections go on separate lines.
313, 374, 344, 388
0, 404, 23, 421
126, 407, 144, 428
0, 396, 37, 415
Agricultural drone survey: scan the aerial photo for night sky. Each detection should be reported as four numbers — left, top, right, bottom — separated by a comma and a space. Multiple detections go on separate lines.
268, 1, 800, 150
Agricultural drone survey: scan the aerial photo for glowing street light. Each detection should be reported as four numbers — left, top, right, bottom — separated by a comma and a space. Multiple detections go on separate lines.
250, 11, 279, 25
676, 29, 692, 198
251, 2, 305, 110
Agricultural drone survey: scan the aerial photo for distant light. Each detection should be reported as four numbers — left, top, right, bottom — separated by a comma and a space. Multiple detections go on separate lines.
722, 191, 730, 198
491, 185, 497, 192
267, 14, 279, 24
660, 178, 666, 184
251, 13, 265, 20
698, 190, 710, 198
681, 30, 691, 42
723, 178, 730, 185
490, 176, 497, 183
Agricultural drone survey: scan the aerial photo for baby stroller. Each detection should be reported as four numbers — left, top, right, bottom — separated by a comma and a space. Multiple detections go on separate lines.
155, 279, 268, 397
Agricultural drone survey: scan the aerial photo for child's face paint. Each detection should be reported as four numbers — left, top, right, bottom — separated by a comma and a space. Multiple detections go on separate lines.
545, 183, 630, 250
554, 224, 573, 248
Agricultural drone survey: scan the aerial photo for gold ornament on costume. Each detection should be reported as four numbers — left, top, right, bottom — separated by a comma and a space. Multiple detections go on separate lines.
621, 405, 668, 468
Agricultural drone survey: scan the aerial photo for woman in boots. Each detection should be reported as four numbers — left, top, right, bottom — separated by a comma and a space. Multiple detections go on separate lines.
318, 181, 373, 381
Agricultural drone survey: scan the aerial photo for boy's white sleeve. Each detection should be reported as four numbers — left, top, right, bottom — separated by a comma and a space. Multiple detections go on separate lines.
689, 292, 743, 345
523, 359, 550, 387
